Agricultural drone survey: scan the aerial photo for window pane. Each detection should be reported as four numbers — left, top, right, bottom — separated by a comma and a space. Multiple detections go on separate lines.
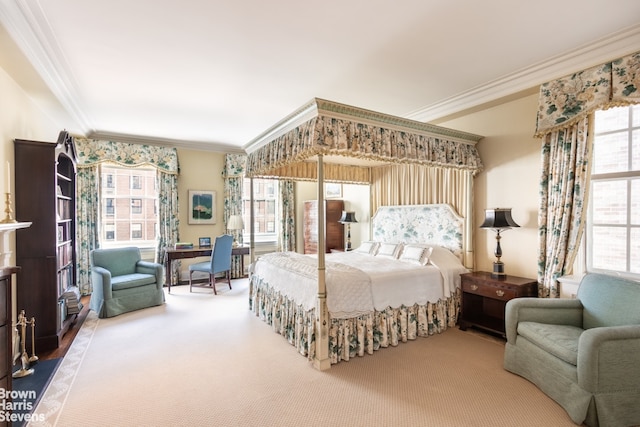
591, 180, 627, 224
592, 131, 629, 174
632, 179, 640, 225
633, 129, 640, 171
594, 107, 628, 132
632, 104, 640, 127
99, 163, 158, 248
632, 228, 640, 274
591, 226, 627, 271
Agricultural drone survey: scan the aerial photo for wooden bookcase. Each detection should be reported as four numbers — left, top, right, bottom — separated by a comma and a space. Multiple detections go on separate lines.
303, 200, 344, 254
14, 131, 78, 352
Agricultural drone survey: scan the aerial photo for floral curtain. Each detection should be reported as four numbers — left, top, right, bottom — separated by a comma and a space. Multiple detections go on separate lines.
75, 166, 99, 295
278, 180, 296, 252
537, 118, 591, 297
223, 154, 246, 278
75, 137, 179, 294
157, 171, 180, 284
535, 50, 639, 296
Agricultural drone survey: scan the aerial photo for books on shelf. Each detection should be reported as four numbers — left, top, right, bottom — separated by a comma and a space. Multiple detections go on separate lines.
62, 286, 83, 316
175, 242, 194, 249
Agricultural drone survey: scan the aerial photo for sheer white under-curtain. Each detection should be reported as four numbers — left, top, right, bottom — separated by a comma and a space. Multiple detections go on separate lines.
74, 138, 179, 295
534, 50, 640, 297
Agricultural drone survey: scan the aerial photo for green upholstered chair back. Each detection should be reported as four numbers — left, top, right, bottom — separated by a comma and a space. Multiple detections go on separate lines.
91, 247, 142, 277
578, 273, 640, 329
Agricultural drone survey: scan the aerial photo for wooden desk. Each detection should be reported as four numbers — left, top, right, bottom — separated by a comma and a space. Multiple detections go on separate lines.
164, 245, 250, 292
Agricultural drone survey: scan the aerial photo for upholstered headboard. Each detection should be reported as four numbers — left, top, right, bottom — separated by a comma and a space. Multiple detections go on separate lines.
371, 204, 464, 255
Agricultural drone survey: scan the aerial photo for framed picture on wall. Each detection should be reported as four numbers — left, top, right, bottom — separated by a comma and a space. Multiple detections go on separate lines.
325, 183, 342, 198
188, 190, 216, 224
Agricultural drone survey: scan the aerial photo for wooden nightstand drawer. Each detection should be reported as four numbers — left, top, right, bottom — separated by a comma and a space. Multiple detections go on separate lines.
462, 280, 516, 301
459, 271, 538, 337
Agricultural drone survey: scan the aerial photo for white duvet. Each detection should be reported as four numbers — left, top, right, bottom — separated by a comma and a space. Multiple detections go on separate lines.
252, 247, 468, 319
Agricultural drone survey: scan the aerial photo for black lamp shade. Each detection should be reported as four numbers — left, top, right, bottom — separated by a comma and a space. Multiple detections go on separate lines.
338, 211, 357, 224
480, 208, 519, 230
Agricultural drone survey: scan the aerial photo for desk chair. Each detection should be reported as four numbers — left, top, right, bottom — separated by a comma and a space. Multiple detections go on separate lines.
188, 234, 233, 294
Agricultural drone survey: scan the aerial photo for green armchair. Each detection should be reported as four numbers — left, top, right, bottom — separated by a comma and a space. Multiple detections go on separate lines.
90, 247, 165, 318
503, 273, 640, 427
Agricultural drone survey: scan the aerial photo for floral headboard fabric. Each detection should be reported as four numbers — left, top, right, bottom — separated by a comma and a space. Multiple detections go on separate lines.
371, 204, 464, 255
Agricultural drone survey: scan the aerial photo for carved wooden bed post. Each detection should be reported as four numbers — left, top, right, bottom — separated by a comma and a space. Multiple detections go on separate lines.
313, 154, 331, 370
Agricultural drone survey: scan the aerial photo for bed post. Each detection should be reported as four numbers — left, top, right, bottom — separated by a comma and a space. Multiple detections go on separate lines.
313, 154, 331, 371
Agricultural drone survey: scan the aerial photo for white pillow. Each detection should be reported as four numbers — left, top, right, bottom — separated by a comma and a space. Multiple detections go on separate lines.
376, 242, 403, 259
399, 245, 433, 265
354, 241, 379, 255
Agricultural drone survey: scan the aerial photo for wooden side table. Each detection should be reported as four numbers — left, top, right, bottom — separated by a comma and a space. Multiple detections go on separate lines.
459, 271, 538, 337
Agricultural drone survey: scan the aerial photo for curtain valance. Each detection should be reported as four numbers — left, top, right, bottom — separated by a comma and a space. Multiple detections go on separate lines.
75, 137, 179, 174
222, 153, 247, 178
534, 51, 640, 137
245, 98, 483, 179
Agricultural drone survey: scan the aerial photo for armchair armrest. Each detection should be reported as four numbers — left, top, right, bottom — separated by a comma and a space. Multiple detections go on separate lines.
578, 324, 640, 392
91, 265, 113, 299
505, 297, 584, 343
136, 261, 164, 289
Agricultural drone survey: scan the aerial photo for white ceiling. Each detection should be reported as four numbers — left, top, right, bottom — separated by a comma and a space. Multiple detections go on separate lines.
1, 0, 640, 152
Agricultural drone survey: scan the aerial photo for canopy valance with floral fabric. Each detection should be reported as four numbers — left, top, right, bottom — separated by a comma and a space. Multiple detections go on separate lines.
245, 98, 483, 181
74, 137, 179, 173
534, 50, 640, 137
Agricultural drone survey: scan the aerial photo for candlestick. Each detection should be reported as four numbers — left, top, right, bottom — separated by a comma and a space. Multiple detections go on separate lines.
5, 161, 10, 194
1, 192, 17, 223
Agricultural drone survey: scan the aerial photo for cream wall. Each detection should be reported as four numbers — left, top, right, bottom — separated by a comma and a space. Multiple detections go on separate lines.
175, 148, 226, 272
437, 93, 541, 280
295, 181, 370, 253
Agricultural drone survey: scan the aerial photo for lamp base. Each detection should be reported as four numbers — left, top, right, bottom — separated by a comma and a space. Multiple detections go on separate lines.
491, 261, 506, 280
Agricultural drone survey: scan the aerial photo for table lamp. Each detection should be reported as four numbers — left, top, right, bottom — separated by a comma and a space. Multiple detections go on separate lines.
338, 211, 357, 251
480, 208, 520, 279
227, 215, 244, 247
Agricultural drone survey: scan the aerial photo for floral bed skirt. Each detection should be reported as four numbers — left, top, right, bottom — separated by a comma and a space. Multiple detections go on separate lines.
250, 275, 461, 364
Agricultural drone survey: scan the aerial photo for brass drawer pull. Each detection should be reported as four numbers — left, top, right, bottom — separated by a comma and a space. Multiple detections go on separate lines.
470, 284, 478, 291
496, 290, 505, 297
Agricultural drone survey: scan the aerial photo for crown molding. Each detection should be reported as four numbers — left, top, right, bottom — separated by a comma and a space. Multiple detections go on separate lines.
87, 131, 245, 153
0, 0, 93, 132
406, 23, 640, 122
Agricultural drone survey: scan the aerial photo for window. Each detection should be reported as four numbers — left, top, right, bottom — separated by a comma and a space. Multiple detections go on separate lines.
105, 198, 114, 216
131, 223, 142, 239
131, 198, 142, 214
99, 163, 158, 249
242, 178, 279, 243
587, 105, 640, 277
131, 175, 142, 189
104, 224, 115, 240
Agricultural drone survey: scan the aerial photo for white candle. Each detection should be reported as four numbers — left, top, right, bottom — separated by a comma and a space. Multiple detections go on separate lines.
5, 161, 9, 194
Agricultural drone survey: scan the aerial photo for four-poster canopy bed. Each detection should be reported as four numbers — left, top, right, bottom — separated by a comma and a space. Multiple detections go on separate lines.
244, 98, 484, 370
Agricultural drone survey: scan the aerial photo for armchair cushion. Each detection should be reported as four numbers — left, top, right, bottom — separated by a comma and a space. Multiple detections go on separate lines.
517, 322, 582, 365
111, 273, 157, 291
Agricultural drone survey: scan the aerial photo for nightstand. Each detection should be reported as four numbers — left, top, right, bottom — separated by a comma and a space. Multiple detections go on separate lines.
459, 271, 538, 337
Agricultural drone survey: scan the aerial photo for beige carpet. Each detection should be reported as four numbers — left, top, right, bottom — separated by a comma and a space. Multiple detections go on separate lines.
30, 279, 578, 427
